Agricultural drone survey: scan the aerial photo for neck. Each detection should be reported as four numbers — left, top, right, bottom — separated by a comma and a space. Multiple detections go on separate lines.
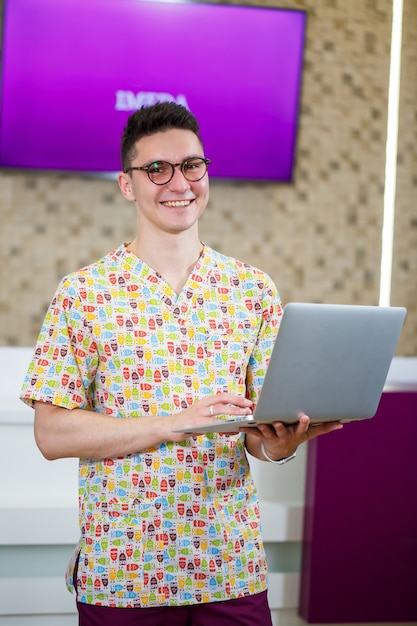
127, 232, 204, 295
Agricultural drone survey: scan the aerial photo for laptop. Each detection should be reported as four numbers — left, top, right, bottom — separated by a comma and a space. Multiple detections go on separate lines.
174, 303, 407, 435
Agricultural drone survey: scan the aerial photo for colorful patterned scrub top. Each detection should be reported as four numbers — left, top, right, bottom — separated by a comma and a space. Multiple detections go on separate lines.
20, 244, 282, 608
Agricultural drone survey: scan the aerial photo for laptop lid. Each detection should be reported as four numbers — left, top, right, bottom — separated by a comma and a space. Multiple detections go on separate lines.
174, 303, 406, 435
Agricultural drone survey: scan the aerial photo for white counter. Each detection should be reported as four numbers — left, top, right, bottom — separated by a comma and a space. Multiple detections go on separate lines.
0, 347, 416, 623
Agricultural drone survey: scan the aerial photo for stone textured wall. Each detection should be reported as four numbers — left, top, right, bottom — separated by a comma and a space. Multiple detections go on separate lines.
0, 0, 415, 354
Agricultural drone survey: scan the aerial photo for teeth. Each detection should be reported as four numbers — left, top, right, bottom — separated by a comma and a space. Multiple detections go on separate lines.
163, 200, 192, 207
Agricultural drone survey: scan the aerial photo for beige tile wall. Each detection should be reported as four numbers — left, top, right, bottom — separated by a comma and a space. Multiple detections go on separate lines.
0, 0, 415, 354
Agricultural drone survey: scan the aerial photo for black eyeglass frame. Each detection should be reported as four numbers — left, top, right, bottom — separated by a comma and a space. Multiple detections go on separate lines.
124, 157, 211, 185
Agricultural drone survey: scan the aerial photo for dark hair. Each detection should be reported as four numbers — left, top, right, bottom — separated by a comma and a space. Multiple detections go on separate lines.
121, 102, 202, 173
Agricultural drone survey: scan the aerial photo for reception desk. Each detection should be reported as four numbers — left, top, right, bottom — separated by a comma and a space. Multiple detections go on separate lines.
299, 375, 417, 623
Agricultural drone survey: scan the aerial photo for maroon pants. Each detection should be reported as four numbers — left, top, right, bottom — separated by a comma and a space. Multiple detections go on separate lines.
77, 591, 272, 626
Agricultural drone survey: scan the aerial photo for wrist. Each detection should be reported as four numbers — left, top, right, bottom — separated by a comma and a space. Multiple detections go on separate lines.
260, 442, 297, 465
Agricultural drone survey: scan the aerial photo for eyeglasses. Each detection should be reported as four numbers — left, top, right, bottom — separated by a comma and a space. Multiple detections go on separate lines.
124, 157, 211, 185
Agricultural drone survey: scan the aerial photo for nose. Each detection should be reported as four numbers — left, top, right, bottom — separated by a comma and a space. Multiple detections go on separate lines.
168, 164, 191, 190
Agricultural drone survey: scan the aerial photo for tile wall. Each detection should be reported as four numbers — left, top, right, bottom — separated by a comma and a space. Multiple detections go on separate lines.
0, 0, 415, 353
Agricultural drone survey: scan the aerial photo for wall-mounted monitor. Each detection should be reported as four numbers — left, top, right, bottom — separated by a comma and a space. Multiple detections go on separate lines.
0, 0, 307, 182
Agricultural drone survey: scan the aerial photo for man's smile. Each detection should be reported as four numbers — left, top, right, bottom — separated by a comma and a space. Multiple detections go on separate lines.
161, 199, 193, 208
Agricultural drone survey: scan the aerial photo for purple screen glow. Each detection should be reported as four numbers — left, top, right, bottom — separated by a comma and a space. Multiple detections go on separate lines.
0, 0, 306, 181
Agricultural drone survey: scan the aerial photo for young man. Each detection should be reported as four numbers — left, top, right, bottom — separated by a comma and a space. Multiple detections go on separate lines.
20, 102, 342, 625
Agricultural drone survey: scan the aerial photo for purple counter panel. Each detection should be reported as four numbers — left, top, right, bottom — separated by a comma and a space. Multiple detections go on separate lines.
299, 390, 417, 623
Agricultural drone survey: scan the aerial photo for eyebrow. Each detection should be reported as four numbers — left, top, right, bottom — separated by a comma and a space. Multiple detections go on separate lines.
139, 155, 205, 167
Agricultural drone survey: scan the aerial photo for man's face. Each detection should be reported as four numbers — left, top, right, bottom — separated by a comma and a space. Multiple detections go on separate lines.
120, 128, 210, 236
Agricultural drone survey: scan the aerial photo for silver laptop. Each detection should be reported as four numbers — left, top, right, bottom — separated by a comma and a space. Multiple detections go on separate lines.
174, 303, 406, 434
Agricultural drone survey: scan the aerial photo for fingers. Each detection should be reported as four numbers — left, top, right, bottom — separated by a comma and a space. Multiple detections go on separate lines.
280, 414, 343, 442
255, 423, 279, 439
285, 416, 343, 444
297, 413, 310, 433
305, 421, 344, 440
203, 393, 253, 419
249, 418, 343, 443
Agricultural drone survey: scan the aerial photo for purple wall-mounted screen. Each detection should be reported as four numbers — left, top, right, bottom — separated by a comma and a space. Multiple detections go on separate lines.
0, 0, 306, 181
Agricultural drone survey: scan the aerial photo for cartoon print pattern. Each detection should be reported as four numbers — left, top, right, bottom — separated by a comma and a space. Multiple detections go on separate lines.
21, 245, 282, 607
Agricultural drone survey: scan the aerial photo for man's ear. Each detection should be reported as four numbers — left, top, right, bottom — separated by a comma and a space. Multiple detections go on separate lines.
118, 172, 135, 201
